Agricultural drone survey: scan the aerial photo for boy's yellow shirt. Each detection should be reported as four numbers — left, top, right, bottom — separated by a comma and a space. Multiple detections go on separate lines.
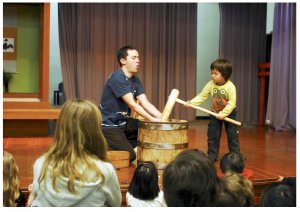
189, 80, 237, 118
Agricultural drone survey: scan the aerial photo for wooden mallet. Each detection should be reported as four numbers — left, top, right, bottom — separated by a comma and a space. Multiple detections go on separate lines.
162, 89, 242, 126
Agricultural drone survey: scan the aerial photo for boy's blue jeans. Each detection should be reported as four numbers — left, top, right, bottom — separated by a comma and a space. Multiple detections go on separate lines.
207, 109, 240, 162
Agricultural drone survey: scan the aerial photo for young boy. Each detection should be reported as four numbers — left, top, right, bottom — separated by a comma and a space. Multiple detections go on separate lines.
187, 59, 240, 162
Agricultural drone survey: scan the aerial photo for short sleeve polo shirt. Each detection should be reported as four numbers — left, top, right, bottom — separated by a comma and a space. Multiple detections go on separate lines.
100, 70, 144, 127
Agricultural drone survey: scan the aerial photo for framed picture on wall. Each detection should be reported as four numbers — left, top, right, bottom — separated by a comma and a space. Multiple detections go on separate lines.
3, 27, 17, 60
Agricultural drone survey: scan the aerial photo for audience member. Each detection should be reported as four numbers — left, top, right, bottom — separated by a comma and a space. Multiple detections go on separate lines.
260, 180, 296, 207
3, 151, 26, 207
212, 185, 238, 207
163, 149, 220, 206
278, 176, 296, 189
126, 161, 166, 207
219, 152, 253, 181
213, 171, 254, 206
28, 100, 122, 207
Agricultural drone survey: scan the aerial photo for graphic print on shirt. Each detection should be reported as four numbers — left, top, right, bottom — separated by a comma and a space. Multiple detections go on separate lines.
212, 88, 228, 112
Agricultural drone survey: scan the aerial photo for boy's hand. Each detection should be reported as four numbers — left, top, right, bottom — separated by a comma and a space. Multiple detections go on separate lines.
216, 113, 224, 120
184, 101, 192, 108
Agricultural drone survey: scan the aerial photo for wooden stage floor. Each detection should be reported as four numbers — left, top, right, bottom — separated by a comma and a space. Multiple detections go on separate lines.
3, 120, 296, 191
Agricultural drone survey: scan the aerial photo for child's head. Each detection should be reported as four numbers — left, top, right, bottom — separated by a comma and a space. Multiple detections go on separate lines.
210, 59, 232, 81
260, 182, 296, 207
220, 152, 245, 174
224, 171, 254, 206
214, 171, 254, 206
54, 99, 108, 161
128, 161, 159, 200
163, 149, 219, 207
3, 151, 20, 207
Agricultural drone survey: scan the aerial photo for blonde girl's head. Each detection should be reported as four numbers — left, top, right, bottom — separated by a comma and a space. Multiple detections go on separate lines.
223, 171, 254, 206
3, 151, 20, 207
39, 99, 108, 193
53, 99, 108, 161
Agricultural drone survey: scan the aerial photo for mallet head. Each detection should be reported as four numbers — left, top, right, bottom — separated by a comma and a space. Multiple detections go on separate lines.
161, 89, 180, 121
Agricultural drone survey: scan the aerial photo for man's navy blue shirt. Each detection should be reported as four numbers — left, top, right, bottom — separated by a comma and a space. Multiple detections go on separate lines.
100, 70, 144, 127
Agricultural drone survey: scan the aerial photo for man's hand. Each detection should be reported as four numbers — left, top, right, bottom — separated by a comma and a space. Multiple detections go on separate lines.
150, 117, 163, 122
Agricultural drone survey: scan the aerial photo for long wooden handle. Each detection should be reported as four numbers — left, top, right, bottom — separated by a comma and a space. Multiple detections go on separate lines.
176, 98, 241, 126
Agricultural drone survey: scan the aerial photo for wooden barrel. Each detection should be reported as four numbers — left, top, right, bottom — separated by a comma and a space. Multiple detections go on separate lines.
137, 119, 188, 169
107, 151, 130, 169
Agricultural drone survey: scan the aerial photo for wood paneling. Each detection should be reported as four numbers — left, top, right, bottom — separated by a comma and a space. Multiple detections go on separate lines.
3, 109, 60, 120
3, 93, 40, 98
3, 120, 49, 137
3, 107, 60, 137
3, 101, 50, 109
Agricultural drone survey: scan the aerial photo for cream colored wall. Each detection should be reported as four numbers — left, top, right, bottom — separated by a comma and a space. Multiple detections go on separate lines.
196, 3, 219, 117
49, 3, 63, 105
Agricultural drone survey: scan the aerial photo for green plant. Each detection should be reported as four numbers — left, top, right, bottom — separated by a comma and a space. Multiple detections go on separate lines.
3, 71, 13, 84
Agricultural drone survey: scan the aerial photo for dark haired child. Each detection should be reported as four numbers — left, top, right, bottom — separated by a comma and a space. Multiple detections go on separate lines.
163, 149, 219, 207
219, 152, 253, 181
126, 161, 166, 207
260, 180, 296, 207
186, 59, 240, 162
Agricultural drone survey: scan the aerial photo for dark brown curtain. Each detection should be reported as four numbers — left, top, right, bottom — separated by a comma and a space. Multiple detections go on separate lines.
266, 3, 296, 131
219, 3, 267, 126
58, 3, 197, 121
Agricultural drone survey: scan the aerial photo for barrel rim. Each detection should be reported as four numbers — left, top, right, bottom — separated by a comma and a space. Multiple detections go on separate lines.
138, 119, 189, 130
139, 119, 188, 124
